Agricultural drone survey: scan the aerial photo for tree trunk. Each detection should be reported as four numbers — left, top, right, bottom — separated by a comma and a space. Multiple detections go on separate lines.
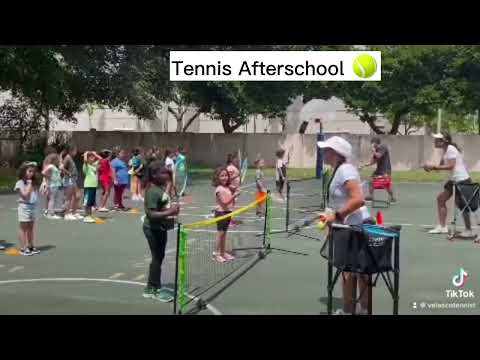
389, 112, 404, 135
222, 118, 243, 134
361, 113, 385, 134
182, 110, 202, 132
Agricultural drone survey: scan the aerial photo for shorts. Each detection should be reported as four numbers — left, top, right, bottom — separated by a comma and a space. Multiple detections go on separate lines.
83, 187, 97, 207
276, 180, 285, 193
444, 178, 472, 195
18, 203, 36, 223
372, 175, 392, 191
100, 178, 113, 190
256, 191, 267, 204
63, 177, 77, 189
215, 211, 232, 232
445, 178, 473, 212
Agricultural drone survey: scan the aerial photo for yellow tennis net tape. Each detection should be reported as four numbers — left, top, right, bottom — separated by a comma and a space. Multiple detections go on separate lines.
184, 194, 267, 230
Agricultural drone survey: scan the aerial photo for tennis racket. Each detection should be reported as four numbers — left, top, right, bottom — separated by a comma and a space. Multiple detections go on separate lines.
288, 214, 321, 236
175, 160, 188, 197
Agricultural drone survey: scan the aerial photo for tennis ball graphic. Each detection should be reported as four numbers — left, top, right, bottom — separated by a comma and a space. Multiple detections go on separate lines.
353, 54, 377, 79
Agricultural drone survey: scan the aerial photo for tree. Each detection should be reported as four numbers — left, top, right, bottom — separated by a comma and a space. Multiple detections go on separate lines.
340, 45, 464, 134
0, 97, 44, 148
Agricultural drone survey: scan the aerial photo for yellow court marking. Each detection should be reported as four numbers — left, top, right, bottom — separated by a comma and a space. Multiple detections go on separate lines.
8, 266, 24, 273
109, 273, 125, 279
5, 248, 21, 256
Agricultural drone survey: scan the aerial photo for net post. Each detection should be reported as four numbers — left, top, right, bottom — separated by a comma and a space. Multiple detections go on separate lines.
316, 129, 325, 180
286, 182, 290, 232
263, 191, 270, 250
173, 223, 182, 315
393, 232, 400, 315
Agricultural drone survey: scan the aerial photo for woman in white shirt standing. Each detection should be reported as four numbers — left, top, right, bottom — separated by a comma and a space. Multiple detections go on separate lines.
317, 136, 372, 315
424, 132, 474, 237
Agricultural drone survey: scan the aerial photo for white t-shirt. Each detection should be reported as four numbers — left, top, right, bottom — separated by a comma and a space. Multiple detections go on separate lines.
276, 159, 286, 181
165, 157, 175, 170
328, 163, 370, 225
14, 180, 38, 205
443, 145, 469, 182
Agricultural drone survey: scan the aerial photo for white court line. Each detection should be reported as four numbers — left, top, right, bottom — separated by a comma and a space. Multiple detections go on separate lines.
8, 266, 24, 273
0, 278, 222, 315
133, 274, 145, 281
0, 265, 5, 268
109, 273, 125, 279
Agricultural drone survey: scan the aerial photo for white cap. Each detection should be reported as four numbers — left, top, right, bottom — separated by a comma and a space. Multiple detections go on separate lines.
432, 133, 444, 139
317, 136, 352, 159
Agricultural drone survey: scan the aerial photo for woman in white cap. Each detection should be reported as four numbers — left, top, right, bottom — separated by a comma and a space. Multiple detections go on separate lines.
424, 132, 474, 237
317, 136, 372, 315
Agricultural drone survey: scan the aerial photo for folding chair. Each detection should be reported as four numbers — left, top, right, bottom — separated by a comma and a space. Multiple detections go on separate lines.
448, 182, 480, 240
320, 224, 401, 315
372, 176, 392, 209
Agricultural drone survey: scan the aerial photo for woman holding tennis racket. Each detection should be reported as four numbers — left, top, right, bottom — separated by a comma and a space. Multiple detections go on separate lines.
317, 136, 372, 315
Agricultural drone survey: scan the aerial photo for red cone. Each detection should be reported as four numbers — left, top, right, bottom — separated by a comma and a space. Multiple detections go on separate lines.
376, 211, 385, 226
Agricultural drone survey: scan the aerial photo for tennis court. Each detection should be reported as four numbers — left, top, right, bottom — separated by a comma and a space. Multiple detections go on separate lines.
1, 176, 479, 315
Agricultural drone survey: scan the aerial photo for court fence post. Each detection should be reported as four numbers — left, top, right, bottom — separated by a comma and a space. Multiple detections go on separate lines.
286, 182, 290, 232
393, 233, 400, 315
173, 223, 181, 315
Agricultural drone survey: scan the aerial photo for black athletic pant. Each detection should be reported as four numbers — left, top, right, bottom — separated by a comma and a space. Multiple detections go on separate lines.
143, 225, 168, 289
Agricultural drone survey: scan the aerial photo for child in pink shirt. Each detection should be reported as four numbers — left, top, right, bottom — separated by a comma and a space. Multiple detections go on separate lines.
212, 166, 240, 263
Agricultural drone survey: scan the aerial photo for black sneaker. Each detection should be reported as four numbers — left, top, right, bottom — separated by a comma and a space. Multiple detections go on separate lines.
29, 247, 41, 255
20, 248, 33, 256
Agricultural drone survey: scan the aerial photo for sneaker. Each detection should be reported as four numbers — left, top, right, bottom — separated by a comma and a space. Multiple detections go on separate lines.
223, 253, 236, 261
356, 304, 368, 315
46, 214, 62, 220
73, 213, 84, 220
459, 230, 475, 238
83, 216, 96, 224
29, 247, 41, 255
142, 287, 156, 299
214, 255, 227, 263
64, 213, 76, 221
20, 248, 33, 256
428, 225, 449, 234
390, 199, 398, 205
0, 244, 5, 250
333, 309, 351, 315
98, 207, 109, 212
153, 289, 174, 303
44, 210, 48, 216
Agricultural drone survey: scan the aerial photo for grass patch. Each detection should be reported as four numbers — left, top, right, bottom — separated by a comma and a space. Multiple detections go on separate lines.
189, 168, 480, 183
0, 175, 16, 191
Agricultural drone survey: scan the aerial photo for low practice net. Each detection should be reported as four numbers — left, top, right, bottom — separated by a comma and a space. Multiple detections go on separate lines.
174, 193, 272, 314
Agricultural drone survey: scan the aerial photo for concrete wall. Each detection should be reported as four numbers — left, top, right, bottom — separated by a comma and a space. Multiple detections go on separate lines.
0, 139, 20, 165
64, 131, 480, 171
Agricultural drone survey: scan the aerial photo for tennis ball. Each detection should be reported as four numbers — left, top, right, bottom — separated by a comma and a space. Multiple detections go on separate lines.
353, 54, 377, 79
318, 221, 327, 231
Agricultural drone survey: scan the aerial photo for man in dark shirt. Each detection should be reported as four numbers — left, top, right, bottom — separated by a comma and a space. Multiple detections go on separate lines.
361, 138, 396, 203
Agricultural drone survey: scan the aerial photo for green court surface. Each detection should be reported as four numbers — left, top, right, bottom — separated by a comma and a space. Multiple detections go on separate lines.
1, 177, 479, 315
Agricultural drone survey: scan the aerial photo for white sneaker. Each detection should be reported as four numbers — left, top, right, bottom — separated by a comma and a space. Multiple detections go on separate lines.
83, 216, 96, 224
428, 225, 449, 234
46, 214, 62, 220
356, 304, 368, 315
73, 213, 84, 220
64, 214, 76, 221
132, 195, 138, 201
459, 230, 475, 238
333, 309, 351, 316
98, 207, 109, 212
